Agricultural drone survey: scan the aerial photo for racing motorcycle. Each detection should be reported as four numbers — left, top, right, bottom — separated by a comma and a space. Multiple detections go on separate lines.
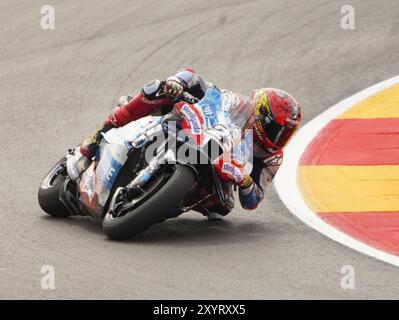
38, 86, 253, 240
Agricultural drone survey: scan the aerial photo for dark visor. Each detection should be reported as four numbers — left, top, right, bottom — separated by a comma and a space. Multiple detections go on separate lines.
263, 119, 293, 147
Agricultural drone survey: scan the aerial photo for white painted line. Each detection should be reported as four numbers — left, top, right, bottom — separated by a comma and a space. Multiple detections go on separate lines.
274, 75, 399, 267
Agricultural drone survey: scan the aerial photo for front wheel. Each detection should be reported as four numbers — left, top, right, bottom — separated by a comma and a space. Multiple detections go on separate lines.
102, 164, 196, 240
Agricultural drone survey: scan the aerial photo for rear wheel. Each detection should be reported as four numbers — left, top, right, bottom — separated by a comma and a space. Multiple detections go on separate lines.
38, 157, 70, 218
102, 164, 196, 240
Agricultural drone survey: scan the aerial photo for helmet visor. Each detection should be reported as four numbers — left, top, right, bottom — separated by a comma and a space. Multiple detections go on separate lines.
263, 119, 293, 147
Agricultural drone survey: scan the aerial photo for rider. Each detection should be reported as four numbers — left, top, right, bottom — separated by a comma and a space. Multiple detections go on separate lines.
77, 68, 301, 216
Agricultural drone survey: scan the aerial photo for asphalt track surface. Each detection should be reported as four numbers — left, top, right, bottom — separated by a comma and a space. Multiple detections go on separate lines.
0, 0, 398, 299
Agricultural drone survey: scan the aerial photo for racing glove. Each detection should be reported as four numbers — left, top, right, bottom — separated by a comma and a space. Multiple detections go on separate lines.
237, 175, 254, 189
238, 175, 263, 210
163, 77, 184, 99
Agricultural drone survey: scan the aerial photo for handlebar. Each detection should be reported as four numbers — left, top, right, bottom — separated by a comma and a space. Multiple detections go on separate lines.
178, 91, 199, 104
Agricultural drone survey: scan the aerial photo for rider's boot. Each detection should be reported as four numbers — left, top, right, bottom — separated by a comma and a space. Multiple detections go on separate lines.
67, 123, 114, 181
66, 149, 91, 181
80, 123, 113, 159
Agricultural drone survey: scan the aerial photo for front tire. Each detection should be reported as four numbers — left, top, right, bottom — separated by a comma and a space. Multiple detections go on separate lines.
38, 157, 70, 218
102, 164, 196, 240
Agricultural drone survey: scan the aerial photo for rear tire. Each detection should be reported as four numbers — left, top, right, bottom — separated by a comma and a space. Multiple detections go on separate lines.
102, 164, 195, 240
38, 158, 70, 218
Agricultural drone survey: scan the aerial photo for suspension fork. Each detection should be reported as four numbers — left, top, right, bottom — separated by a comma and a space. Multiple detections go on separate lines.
126, 136, 175, 191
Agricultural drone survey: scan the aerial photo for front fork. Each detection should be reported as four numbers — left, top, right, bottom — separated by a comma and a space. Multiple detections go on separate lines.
126, 137, 175, 192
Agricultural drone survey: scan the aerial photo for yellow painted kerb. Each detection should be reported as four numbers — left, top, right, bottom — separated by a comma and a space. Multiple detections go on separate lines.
339, 84, 399, 119
298, 165, 399, 213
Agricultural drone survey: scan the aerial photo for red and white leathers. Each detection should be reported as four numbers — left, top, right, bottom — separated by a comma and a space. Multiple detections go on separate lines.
80, 68, 283, 211
104, 68, 207, 128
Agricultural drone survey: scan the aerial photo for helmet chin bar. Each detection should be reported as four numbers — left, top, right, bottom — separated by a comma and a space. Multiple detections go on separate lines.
253, 118, 278, 151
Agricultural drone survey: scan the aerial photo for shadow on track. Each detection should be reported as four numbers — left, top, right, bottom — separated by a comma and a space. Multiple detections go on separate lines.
39, 213, 270, 246
130, 216, 269, 246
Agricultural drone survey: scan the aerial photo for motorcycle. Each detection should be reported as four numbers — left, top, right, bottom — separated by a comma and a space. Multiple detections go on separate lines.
38, 86, 253, 240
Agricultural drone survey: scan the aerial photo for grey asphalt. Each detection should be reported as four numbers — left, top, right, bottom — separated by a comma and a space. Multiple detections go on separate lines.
0, 0, 398, 299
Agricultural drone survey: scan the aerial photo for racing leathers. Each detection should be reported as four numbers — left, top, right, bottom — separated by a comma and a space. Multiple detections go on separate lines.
80, 68, 283, 212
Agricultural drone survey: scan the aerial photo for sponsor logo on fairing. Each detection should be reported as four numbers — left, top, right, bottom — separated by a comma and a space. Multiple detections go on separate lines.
82, 171, 95, 202
181, 104, 202, 134
202, 104, 215, 118
222, 163, 244, 182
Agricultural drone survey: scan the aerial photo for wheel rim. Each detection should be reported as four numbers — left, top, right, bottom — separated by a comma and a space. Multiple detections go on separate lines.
105, 167, 173, 221
41, 158, 67, 189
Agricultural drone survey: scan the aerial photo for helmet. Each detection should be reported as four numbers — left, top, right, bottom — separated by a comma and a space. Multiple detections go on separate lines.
252, 88, 301, 150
